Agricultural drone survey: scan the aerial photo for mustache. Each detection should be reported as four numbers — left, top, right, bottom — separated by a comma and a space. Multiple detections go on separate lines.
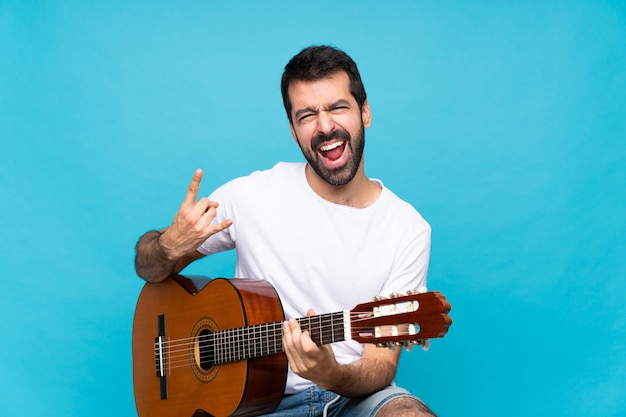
311, 129, 351, 150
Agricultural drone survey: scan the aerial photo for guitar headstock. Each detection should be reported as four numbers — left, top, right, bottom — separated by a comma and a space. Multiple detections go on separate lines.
349, 291, 452, 351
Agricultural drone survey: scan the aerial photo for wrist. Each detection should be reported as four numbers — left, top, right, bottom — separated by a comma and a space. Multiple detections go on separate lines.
318, 361, 346, 392
156, 230, 180, 261
135, 230, 178, 283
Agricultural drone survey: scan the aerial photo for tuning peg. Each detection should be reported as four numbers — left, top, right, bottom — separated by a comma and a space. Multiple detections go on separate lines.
407, 287, 428, 295
376, 342, 396, 351
421, 339, 430, 351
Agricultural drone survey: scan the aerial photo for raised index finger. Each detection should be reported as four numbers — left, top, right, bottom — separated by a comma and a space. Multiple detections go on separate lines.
183, 168, 203, 206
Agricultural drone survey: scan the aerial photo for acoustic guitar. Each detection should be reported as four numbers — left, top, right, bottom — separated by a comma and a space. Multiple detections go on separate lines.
132, 275, 452, 417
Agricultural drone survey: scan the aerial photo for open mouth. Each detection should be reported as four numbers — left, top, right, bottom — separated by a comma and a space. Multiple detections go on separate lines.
318, 140, 347, 162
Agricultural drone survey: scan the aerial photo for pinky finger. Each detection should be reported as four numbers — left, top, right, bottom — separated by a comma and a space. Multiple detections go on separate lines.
212, 218, 233, 233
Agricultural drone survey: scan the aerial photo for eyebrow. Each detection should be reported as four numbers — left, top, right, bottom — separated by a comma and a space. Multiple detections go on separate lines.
293, 99, 352, 121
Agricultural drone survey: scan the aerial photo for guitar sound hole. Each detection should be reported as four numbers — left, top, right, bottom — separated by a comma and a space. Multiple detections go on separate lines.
197, 330, 214, 371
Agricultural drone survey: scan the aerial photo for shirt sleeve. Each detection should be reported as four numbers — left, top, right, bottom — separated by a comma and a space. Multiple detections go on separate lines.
380, 218, 431, 296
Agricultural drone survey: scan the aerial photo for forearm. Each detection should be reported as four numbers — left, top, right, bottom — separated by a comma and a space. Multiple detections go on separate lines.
134, 230, 178, 283
321, 347, 398, 397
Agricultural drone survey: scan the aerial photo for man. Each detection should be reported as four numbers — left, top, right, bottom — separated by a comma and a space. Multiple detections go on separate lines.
135, 45, 435, 417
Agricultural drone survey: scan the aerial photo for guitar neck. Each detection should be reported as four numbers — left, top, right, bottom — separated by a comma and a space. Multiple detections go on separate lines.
210, 311, 346, 365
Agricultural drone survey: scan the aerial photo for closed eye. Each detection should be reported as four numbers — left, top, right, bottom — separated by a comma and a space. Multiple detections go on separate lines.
327, 99, 351, 113
298, 113, 315, 123
294, 107, 317, 123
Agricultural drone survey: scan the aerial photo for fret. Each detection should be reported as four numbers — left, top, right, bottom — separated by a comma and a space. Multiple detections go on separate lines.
321, 313, 332, 345
207, 332, 215, 366
222, 329, 227, 362
239, 327, 245, 361
217, 330, 223, 364
263, 323, 269, 356
244, 326, 250, 360
261, 323, 266, 357
273, 322, 281, 355
236, 327, 242, 361
333, 312, 345, 343
262, 323, 269, 356
228, 328, 234, 363
216, 330, 222, 364
254, 325, 260, 358
210, 311, 348, 365
274, 321, 282, 354
251, 325, 256, 358
219, 329, 225, 364
235, 328, 239, 361
252, 324, 257, 357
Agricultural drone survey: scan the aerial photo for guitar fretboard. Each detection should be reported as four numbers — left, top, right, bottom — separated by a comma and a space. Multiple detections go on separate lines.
207, 311, 346, 365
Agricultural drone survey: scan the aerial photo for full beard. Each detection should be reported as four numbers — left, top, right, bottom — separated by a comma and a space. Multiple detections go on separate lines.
297, 124, 365, 186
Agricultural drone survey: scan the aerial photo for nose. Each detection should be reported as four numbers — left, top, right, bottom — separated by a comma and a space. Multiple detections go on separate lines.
316, 111, 335, 136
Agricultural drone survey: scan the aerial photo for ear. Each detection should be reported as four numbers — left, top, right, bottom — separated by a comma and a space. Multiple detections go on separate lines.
361, 99, 372, 128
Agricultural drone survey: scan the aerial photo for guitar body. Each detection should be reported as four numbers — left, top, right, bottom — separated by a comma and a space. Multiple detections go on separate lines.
132, 276, 288, 417
133, 275, 452, 417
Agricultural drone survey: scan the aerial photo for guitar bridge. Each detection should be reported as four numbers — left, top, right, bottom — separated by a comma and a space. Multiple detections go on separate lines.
154, 314, 168, 400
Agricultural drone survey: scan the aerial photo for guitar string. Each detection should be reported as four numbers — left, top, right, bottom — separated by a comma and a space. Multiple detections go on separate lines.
153, 315, 422, 370
144, 296, 431, 354
154, 312, 356, 343
159, 325, 420, 371
160, 326, 421, 371
155, 321, 388, 358
155, 312, 420, 356
154, 312, 377, 354
153, 308, 423, 350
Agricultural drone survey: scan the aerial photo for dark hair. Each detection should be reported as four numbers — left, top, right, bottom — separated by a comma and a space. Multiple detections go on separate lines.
281, 45, 367, 123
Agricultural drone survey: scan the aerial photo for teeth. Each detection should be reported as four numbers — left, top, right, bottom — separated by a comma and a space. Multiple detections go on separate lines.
319, 141, 344, 151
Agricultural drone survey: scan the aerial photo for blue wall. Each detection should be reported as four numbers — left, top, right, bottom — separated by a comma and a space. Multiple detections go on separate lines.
1, 1, 625, 416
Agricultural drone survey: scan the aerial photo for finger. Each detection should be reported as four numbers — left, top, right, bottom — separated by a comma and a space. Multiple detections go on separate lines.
283, 339, 299, 371
183, 169, 203, 207
207, 218, 233, 235
195, 201, 232, 232
288, 318, 302, 338
283, 320, 296, 357
283, 319, 308, 369
283, 320, 292, 343
290, 319, 320, 354
193, 197, 217, 217
283, 319, 303, 349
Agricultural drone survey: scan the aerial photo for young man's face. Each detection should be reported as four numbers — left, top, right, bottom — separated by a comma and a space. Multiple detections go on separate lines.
288, 71, 371, 186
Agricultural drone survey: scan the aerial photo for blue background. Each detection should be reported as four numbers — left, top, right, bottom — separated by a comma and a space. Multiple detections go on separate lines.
2, 1, 625, 416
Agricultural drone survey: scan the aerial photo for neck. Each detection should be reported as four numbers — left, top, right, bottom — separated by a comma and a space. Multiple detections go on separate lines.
304, 161, 381, 208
